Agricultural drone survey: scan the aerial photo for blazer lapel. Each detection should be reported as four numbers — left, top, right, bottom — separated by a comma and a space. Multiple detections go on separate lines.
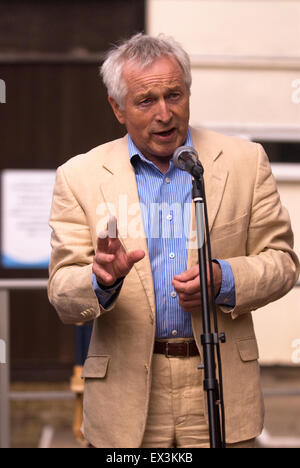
99, 135, 155, 317
187, 128, 228, 269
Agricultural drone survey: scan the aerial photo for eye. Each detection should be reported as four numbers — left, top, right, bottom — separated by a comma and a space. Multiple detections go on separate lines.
139, 97, 153, 106
168, 92, 181, 101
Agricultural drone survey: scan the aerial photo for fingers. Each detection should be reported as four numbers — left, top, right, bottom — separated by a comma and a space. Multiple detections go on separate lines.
97, 216, 119, 253
173, 265, 202, 311
172, 265, 199, 296
180, 300, 202, 313
92, 265, 115, 286
172, 275, 200, 295
97, 232, 109, 252
93, 250, 145, 287
92, 252, 115, 284
173, 264, 199, 283
94, 213, 145, 286
96, 252, 115, 264
107, 216, 118, 238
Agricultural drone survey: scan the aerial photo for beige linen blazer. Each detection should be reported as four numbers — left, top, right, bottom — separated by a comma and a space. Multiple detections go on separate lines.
48, 128, 299, 447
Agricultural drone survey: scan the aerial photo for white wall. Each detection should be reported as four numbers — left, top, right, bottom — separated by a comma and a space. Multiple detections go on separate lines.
147, 0, 300, 57
190, 68, 300, 130
147, 0, 300, 136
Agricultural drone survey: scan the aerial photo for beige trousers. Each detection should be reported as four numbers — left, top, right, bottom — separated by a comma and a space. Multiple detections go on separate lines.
141, 346, 255, 449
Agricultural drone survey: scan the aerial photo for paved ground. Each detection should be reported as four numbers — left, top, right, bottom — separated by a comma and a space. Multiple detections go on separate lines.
9, 366, 300, 448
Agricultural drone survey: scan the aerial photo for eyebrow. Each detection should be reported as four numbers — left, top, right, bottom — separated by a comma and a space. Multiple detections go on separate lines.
135, 85, 183, 101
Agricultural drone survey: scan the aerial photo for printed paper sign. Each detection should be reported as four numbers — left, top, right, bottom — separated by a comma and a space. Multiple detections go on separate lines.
1, 170, 56, 268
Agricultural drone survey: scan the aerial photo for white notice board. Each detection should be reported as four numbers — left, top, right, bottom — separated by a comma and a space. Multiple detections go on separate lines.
1, 170, 56, 268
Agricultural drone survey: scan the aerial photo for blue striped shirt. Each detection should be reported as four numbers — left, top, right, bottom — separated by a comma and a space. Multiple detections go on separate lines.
92, 130, 235, 337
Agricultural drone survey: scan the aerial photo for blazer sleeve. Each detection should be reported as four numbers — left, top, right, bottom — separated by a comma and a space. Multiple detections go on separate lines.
224, 143, 300, 319
48, 165, 116, 324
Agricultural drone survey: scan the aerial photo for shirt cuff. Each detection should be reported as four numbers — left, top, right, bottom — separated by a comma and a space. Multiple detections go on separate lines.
92, 273, 124, 309
214, 259, 236, 308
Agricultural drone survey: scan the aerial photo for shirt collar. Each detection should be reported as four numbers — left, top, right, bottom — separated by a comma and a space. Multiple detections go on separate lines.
128, 128, 193, 167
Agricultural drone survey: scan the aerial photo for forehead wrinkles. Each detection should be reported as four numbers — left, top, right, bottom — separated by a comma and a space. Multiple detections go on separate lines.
129, 72, 183, 94
123, 58, 185, 95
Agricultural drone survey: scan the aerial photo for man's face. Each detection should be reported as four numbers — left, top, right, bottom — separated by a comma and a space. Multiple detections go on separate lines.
109, 56, 190, 162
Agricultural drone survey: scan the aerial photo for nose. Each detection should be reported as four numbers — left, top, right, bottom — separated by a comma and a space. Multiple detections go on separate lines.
155, 99, 172, 124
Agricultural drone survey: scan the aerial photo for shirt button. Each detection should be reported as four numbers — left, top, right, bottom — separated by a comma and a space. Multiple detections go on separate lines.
171, 291, 177, 298
167, 214, 173, 221
172, 330, 178, 337
169, 252, 175, 259
165, 177, 171, 184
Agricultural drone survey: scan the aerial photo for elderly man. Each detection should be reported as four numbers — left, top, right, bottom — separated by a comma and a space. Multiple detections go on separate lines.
48, 33, 299, 448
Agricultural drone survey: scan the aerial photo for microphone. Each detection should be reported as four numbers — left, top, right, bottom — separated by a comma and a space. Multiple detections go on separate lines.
172, 146, 203, 178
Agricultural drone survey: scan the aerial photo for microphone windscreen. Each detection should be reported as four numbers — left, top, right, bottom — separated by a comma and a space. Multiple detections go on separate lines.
172, 146, 199, 171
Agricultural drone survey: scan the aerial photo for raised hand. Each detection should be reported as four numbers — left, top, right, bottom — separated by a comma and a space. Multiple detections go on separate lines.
93, 216, 145, 287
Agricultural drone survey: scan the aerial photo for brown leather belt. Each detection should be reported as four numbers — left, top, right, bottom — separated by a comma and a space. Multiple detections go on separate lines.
154, 340, 199, 357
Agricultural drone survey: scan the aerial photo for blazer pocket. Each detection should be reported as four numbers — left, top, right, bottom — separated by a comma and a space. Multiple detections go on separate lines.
81, 355, 111, 378
212, 213, 249, 241
236, 337, 259, 362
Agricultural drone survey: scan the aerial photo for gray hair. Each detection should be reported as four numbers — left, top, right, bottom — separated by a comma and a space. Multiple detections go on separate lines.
100, 33, 192, 108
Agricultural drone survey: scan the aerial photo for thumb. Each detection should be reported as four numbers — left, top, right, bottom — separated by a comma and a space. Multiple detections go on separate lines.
127, 249, 145, 267
174, 264, 199, 282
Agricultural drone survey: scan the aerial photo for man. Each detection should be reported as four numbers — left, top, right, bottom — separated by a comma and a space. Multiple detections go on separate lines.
48, 33, 299, 448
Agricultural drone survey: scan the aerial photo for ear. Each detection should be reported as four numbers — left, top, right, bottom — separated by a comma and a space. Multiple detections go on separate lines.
108, 96, 126, 125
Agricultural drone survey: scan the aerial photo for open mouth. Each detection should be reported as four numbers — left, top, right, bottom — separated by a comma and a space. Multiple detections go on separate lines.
154, 128, 176, 138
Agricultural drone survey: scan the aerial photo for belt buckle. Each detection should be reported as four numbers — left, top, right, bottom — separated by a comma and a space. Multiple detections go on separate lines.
165, 341, 190, 358
165, 342, 179, 358
165, 342, 172, 358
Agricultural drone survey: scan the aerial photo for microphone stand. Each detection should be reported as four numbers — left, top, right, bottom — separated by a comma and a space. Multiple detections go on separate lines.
191, 163, 226, 448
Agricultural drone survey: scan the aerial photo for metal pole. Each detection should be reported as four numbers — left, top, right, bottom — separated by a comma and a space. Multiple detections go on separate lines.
0, 279, 48, 290
0, 279, 48, 449
0, 289, 10, 448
